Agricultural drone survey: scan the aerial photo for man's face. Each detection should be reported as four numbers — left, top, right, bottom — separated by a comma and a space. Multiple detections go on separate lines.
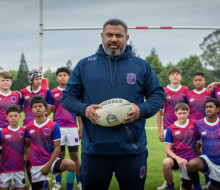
31, 103, 47, 117
32, 77, 42, 88
101, 24, 129, 57
7, 111, 21, 127
175, 109, 189, 123
169, 72, 182, 85
0, 77, 12, 91
205, 102, 219, 118
56, 72, 70, 85
193, 75, 205, 91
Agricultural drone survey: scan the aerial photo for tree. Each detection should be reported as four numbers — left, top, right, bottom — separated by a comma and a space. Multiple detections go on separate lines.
12, 53, 29, 90
129, 40, 138, 56
44, 68, 58, 90
200, 29, 220, 69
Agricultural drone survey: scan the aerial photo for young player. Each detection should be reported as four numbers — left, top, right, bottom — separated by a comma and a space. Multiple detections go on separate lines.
0, 72, 23, 129
163, 103, 201, 190
20, 69, 53, 185
25, 96, 76, 190
186, 98, 220, 190
157, 67, 188, 190
51, 67, 82, 190
0, 105, 26, 189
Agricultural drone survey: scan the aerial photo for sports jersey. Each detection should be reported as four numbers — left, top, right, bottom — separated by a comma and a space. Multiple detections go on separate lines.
163, 85, 189, 130
186, 88, 213, 120
51, 87, 78, 128
0, 126, 25, 172
0, 91, 22, 128
20, 86, 53, 126
213, 86, 220, 118
25, 118, 61, 166
165, 119, 199, 161
195, 117, 220, 165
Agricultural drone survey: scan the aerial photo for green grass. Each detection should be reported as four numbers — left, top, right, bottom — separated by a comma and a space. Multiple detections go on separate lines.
20, 114, 205, 189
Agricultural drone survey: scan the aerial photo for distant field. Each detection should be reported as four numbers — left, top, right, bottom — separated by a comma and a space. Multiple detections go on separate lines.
21, 114, 206, 189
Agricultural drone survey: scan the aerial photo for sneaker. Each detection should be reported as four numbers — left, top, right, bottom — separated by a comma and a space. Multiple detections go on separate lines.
157, 181, 167, 190
202, 182, 211, 190
52, 182, 61, 190
77, 182, 82, 190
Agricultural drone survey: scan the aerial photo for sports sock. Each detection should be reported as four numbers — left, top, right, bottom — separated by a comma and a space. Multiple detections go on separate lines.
25, 160, 32, 184
193, 183, 202, 190
66, 171, 76, 190
56, 174, 62, 184
204, 173, 210, 184
43, 180, 49, 190
76, 175, 81, 184
167, 183, 174, 190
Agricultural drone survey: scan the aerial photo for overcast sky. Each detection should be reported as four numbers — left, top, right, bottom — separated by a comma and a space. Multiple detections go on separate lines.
1, 0, 220, 72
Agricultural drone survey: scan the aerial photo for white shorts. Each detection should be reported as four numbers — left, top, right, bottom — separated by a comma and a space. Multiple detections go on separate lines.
180, 165, 190, 180
60, 127, 79, 146
200, 154, 220, 182
31, 158, 60, 183
163, 129, 167, 138
0, 171, 26, 187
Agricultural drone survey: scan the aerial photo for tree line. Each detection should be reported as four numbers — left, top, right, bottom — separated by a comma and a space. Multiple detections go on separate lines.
5, 29, 220, 91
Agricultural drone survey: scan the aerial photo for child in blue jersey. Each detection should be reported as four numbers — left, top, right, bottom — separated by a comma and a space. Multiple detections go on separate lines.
0, 105, 26, 189
25, 96, 76, 190
163, 103, 201, 190
186, 98, 220, 190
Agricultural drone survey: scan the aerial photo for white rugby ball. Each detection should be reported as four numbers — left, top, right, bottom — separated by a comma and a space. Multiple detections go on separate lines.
95, 98, 132, 127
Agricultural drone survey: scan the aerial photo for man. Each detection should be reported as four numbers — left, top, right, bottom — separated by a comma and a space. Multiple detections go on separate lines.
157, 67, 188, 190
61, 18, 165, 190
51, 67, 82, 190
186, 98, 220, 190
25, 96, 76, 190
163, 103, 201, 190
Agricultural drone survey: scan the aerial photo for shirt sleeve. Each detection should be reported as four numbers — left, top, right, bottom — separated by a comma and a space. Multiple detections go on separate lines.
164, 128, 173, 144
194, 123, 201, 142
18, 93, 23, 107
0, 130, 2, 146
53, 123, 61, 141
25, 128, 31, 139
46, 90, 54, 106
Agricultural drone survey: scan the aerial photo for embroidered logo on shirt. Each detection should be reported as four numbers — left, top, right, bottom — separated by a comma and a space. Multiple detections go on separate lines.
127, 73, 136, 84
5, 135, 11, 139
25, 96, 30, 99
201, 131, 207, 135
44, 128, 50, 135
55, 93, 59, 97
88, 57, 96, 61
217, 92, 220, 95
175, 131, 180, 135
189, 126, 195, 133
30, 130, 35, 134
190, 98, 194, 102
19, 131, 24, 137
181, 94, 186, 100
205, 96, 210, 101
167, 96, 171, 99
40, 93, 44, 98
140, 166, 146, 178
11, 96, 17, 102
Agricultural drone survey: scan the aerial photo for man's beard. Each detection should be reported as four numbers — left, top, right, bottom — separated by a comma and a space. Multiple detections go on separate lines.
102, 42, 126, 57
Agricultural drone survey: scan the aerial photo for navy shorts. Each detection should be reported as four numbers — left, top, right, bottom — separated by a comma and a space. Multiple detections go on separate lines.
80, 151, 148, 190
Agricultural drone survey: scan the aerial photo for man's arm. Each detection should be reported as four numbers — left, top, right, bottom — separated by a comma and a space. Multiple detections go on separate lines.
77, 116, 83, 139
157, 110, 164, 142
207, 82, 220, 91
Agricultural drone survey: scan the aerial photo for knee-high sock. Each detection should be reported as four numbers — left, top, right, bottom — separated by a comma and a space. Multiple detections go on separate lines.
66, 171, 76, 190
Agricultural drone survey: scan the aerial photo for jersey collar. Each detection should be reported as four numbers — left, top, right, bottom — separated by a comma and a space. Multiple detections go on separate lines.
0, 91, 12, 97
193, 88, 206, 94
27, 86, 41, 94
174, 119, 189, 128
167, 85, 182, 92
34, 118, 50, 128
57, 86, 65, 91
8, 126, 20, 132
204, 117, 219, 126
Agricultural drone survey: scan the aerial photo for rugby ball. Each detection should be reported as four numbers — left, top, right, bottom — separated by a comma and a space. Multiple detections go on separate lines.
96, 98, 132, 127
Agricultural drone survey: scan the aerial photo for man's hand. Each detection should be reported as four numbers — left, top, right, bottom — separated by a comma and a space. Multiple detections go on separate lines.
123, 103, 140, 124
207, 82, 216, 92
41, 164, 50, 175
158, 130, 164, 142
84, 105, 101, 124
177, 158, 187, 167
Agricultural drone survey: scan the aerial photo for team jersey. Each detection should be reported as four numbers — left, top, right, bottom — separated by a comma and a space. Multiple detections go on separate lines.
213, 86, 220, 118
165, 119, 199, 161
0, 126, 25, 172
186, 88, 213, 120
0, 91, 23, 128
20, 86, 53, 126
195, 117, 220, 165
25, 118, 61, 166
163, 85, 189, 130
51, 87, 78, 128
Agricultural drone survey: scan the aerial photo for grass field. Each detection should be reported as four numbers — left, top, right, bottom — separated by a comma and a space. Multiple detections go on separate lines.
20, 114, 206, 190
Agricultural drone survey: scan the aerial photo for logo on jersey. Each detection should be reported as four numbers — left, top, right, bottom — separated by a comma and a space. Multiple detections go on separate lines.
44, 128, 50, 135
217, 92, 220, 96
32, 177, 37, 181
11, 96, 17, 102
88, 57, 96, 61
54, 93, 59, 97
166, 96, 171, 99
205, 96, 210, 101
181, 94, 186, 100
127, 73, 136, 84
5, 135, 11, 139
175, 131, 180, 135
140, 166, 145, 178
25, 96, 30, 99
190, 98, 194, 102
0, 181, 3, 185
19, 131, 24, 137
40, 93, 44, 98
189, 126, 195, 133
30, 130, 35, 134
201, 131, 207, 135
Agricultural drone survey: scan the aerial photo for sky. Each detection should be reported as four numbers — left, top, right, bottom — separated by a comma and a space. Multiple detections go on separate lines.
1, 0, 220, 72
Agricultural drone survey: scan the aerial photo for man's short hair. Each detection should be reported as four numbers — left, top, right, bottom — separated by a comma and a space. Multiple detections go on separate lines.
0, 71, 13, 80
193, 71, 204, 78
30, 96, 47, 108
204, 98, 220, 108
175, 103, 189, 112
103, 18, 128, 34
56, 67, 70, 76
6, 105, 21, 115
168, 67, 182, 76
